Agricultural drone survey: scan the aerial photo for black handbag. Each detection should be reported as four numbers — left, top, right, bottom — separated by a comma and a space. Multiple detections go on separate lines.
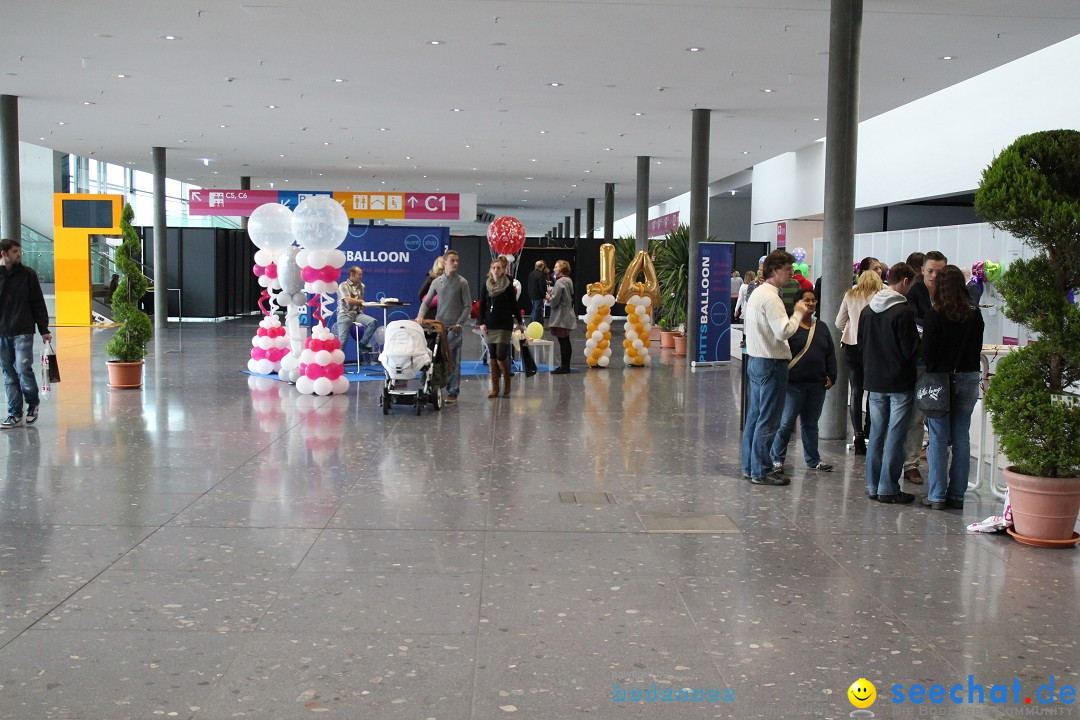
518, 336, 538, 377
914, 317, 971, 418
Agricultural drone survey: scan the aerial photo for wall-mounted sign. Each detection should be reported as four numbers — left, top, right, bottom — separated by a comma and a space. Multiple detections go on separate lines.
647, 211, 680, 238
776, 221, 787, 248
189, 189, 476, 221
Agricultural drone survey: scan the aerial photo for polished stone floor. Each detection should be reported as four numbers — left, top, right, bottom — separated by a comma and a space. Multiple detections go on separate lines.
0, 321, 1076, 720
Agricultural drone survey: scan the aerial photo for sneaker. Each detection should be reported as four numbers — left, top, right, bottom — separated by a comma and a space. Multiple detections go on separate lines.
867, 492, 878, 501
772, 461, 787, 476
808, 462, 833, 472
25, 406, 39, 425
0, 415, 23, 429
920, 496, 946, 510
750, 472, 791, 487
903, 468, 924, 485
445, 394, 458, 404
877, 492, 915, 504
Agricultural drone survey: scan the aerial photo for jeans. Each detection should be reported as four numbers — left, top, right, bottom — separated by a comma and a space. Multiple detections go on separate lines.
903, 365, 927, 471
0, 334, 39, 418
446, 326, 463, 396
843, 344, 866, 436
770, 381, 827, 468
866, 391, 913, 497
530, 299, 544, 325
741, 357, 789, 479
926, 372, 981, 503
337, 311, 377, 348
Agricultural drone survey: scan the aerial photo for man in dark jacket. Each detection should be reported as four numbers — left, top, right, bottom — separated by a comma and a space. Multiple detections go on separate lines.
0, 239, 52, 428
527, 261, 548, 325
857, 261, 919, 504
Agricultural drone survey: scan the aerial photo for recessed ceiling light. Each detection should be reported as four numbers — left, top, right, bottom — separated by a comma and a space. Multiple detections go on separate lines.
686, 47, 703, 52
813, 117, 820, 121
161, 35, 180, 40
549, 82, 562, 87
538, 130, 546, 134
523, 189, 529, 193
634, 112, 644, 116
334, 78, 346, 83
731, 190, 737, 195
742, 151, 749, 154
220, 124, 228, 128
452, 108, 462, 112
761, 88, 775, 93
603, 147, 612, 151
202, 158, 210, 166
428, 40, 443, 45
530, 158, 537, 162
584, 169, 591, 173
378, 127, 388, 131
525, 177, 533, 180
323, 142, 330, 146
464, 144, 470, 148
178, 139, 188, 143
280, 154, 285, 158
57, 121, 65, 126
83, 101, 95, 106
116, 74, 128, 78
358, 165, 363, 169
941, 55, 955, 60
405, 156, 411, 160
266, 105, 277, 109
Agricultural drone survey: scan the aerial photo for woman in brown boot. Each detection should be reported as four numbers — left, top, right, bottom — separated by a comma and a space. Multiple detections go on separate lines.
478, 258, 519, 397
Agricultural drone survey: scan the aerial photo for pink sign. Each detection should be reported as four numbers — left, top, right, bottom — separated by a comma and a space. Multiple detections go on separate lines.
188, 189, 279, 216
647, 211, 680, 238
404, 193, 460, 220
776, 221, 787, 248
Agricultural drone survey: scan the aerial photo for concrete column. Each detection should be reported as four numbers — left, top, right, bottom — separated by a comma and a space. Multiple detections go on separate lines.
240, 176, 250, 232
152, 146, 168, 331
603, 183, 614, 244
558, 222, 564, 238
574, 208, 581, 239
564, 215, 571, 241
687, 108, 711, 362
0, 95, 21, 240
819, 0, 863, 440
635, 156, 649, 253
586, 198, 595, 239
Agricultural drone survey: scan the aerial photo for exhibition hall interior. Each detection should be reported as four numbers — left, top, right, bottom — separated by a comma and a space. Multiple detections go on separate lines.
1, 2, 1079, 718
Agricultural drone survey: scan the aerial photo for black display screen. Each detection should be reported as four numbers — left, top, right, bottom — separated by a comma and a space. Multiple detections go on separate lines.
62, 199, 115, 229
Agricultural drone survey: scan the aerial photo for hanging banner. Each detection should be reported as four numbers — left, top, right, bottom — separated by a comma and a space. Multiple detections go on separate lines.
691, 242, 734, 365
189, 188, 476, 221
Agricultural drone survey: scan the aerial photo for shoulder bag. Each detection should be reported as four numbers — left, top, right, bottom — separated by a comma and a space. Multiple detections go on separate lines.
788, 321, 817, 369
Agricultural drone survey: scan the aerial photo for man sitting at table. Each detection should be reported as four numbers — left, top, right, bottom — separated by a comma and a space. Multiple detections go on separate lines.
337, 266, 377, 351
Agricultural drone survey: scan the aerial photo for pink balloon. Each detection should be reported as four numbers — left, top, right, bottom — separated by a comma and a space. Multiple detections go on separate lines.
253, 264, 266, 276
305, 363, 324, 379
301, 266, 321, 283
325, 364, 344, 380
265, 264, 278, 279
308, 339, 324, 352
320, 266, 339, 283
257, 327, 268, 337
298, 362, 307, 376
250, 347, 266, 360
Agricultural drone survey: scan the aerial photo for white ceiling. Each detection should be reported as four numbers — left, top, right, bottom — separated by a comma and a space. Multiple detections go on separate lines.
3, 1, 1079, 236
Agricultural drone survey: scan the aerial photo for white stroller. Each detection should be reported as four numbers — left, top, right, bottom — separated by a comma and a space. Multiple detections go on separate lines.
378, 319, 446, 414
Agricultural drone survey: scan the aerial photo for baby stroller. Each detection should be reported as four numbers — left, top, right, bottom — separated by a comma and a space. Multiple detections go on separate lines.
378, 319, 448, 414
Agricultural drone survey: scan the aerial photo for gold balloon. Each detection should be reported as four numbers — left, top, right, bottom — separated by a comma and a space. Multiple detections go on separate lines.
586, 243, 616, 296
616, 251, 660, 306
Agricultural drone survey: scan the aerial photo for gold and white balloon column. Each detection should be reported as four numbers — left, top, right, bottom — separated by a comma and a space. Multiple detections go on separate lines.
616, 250, 661, 368
582, 293, 615, 368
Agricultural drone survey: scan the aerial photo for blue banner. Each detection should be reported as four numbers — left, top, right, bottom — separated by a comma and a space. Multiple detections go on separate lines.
692, 242, 734, 363
301, 225, 447, 355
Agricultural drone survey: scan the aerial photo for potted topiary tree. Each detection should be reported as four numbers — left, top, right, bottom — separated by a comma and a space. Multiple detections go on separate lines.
976, 129, 1080, 545
104, 203, 153, 388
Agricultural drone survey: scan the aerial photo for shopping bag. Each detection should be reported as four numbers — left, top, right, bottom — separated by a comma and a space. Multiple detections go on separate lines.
44, 340, 61, 383
518, 338, 538, 377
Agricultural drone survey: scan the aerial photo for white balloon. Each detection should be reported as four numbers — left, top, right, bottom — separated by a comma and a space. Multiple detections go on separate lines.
300, 349, 316, 365
255, 358, 274, 375
274, 336, 289, 349
258, 336, 272, 350
284, 368, 300, 383
633, 339, 644, 349
585, 339, 597, 350
253, 248, 274, 266
581, 294, 591, 306
313, 377, 333, 396
332, 376, 351, 395
248, 203, 295, 252
329, 249, 347, 268
280, 354, 299, 371
251, 336, 261, 347
247, 358, 259, 373
636, 305, 648, 315
598, 322, 610, 333
292, 292, 308, 306
591, 330, 603, 342
598, 355, 610, 367
626, 330, 638, 341
292, 195, 348, 251
296, 248, 310, 267
270, 278, 282, 291
330, 349, 345, 365
307, 250, 329, 269
642, 296, 652, 307
623, 353, 632, 364
513, 278, 521, 300
605, 294, 616, 306
296, 375, 315, 394
257, 275, 272, 288
315, 350, 332, 366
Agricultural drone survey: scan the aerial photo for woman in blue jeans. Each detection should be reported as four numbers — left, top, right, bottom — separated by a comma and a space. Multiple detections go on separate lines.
771, 289, 838, 473
920, 265, 984, 510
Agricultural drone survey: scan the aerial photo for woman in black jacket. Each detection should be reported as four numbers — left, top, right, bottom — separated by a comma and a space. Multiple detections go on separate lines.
920, 265, 984, 510
770, 289, 838, 473
478, 258, 521, 398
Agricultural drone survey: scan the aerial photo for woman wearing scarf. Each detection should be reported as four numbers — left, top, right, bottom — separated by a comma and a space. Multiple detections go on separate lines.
547, 260, 577, 374
478, 258, 520, 397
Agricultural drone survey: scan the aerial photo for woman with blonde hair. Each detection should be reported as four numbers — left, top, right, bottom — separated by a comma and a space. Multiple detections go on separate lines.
835, 269, 884, 454
547, 259, 576, 374
417, 256, 445, 320
478, 258, 520, 397
733, 270, 757, 322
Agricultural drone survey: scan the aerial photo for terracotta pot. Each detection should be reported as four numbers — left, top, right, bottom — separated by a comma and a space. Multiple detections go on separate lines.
648, 325, 662, 344
660, 330, 677, 349
672, 333, 688, 356
106, 360, 144, 389
1004, 466, 1080, 541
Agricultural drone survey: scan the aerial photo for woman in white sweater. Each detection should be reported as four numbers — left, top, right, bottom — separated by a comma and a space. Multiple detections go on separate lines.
834, 269, 884, 454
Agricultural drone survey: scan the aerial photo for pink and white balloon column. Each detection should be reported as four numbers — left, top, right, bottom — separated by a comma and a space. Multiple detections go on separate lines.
247, 203, 295, 375
292, 196, 350, 396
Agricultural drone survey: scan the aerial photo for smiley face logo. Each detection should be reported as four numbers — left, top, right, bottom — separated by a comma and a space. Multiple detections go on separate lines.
847, 678, 876, 708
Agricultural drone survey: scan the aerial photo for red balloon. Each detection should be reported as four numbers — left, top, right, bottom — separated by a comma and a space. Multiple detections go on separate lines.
487, 216, 526, 256
325, 364, 344, 380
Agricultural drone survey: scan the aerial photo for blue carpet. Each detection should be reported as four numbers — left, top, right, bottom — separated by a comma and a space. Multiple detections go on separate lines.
243, 360, 553, 384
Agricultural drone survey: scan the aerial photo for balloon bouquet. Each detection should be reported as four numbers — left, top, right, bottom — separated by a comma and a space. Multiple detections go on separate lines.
791, 247, 810, 278
583, 244, 616, 368
247, 204, 294, 375
486, 216, 528, 357
292, 196, 351, 396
